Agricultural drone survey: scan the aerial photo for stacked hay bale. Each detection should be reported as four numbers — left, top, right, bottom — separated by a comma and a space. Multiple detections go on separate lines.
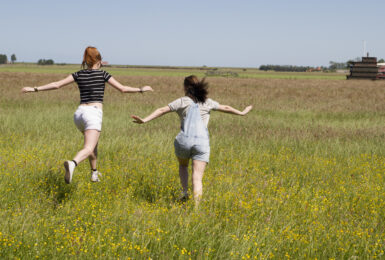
347, 57, 378, 79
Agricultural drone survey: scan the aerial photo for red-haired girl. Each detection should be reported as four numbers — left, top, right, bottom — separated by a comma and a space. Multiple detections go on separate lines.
22, 46, 153, 184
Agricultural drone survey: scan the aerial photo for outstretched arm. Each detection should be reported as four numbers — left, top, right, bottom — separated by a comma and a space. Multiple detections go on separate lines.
132, 106, 171, 124
107, 77, 153, 93
217, 104, 253, 116
21, 75, 74, 93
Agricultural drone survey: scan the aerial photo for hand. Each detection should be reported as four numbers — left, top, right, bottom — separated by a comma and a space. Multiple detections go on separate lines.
242, 105, 253, 115
21, 87, 34, 93
131, 115, 145, 124
141, 86, 153, 92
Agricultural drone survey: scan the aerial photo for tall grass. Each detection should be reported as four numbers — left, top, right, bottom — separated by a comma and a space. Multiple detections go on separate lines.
1, 71, 385, 258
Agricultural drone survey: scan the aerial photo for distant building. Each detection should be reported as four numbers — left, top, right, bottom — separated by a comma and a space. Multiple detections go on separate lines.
306, 67, 322, 72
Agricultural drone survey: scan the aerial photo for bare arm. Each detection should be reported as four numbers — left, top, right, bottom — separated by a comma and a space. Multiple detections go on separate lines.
216, 104, 253, 116
131, 106, 171, 124
107, 77, 153, 93
21, 75, 74, 93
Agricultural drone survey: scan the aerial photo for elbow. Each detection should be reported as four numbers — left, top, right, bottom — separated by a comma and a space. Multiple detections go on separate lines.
157, 108, 165, 114
223, 105, 231, 111
53, 82, 61, 89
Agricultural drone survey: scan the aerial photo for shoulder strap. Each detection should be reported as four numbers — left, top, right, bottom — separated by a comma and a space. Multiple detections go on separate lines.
182, 101, 209, 138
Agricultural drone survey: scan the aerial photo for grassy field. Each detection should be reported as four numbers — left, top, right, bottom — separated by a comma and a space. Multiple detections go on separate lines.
0, 63, 346, 80
1, 66, 385, 259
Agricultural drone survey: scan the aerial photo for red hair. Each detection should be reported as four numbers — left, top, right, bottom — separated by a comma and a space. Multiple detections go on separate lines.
82, 46, 102, 69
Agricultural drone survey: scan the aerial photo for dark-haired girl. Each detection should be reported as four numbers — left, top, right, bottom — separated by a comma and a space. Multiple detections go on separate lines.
22, 46, 153, 184
132, 75, 252, 205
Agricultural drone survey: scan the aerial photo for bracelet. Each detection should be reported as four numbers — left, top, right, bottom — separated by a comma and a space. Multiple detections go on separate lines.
139, 87, 143, 93
34, 87, 38, 92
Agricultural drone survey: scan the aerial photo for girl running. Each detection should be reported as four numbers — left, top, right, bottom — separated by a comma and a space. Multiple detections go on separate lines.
132, 75, 252, 205
22, 46, 153, 184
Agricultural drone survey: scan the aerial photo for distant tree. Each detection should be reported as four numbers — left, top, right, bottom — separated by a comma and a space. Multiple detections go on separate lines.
0, 54, 7, 64
329, 61, 348, 70
37, 59, 54, 65
11, 54, 16, 63
328, 62, 337, 70
378, 58, 385, 63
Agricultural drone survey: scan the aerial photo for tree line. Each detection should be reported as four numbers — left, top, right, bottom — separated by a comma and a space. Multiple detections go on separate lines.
0, 54, 17, 64
259, 65, 318, 72
37, 59, 54, 65
0, 54, 56, 65
259, 58, 385, 72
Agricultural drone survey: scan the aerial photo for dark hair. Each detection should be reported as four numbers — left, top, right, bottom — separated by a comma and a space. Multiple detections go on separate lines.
184, 75, 208, 103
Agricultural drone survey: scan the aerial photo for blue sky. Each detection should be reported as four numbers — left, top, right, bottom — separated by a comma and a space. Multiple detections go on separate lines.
1, 0, 384, 67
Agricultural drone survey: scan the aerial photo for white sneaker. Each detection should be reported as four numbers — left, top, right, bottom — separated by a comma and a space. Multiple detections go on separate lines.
91, 171, 102, 182
64, 161, 76, 184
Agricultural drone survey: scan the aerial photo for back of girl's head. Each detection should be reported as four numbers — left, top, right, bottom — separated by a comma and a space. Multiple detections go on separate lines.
184, 75, 208, 103
82, 46, 102, 69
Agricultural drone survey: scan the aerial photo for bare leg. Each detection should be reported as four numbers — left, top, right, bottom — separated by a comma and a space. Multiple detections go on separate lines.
73, 130, 100, 165
192, 160, 207, 206
177, 157, 190, 195
88, 143, 98, 170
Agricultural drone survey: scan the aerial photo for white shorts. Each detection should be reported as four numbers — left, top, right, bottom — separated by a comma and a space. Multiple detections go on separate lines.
73, 105, 103, 132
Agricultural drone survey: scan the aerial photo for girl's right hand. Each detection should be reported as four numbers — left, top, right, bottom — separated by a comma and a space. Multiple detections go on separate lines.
21, 87, 34, 93
141, 86, 153, 92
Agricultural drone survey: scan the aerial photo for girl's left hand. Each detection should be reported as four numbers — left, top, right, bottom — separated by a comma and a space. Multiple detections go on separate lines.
21, 87, 34, 93
131, 115, 145, 124
141, 86, 153, 92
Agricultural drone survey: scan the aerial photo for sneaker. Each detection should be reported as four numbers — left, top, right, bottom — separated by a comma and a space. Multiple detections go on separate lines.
91, 171, 102, 182
64, 161, 76, 184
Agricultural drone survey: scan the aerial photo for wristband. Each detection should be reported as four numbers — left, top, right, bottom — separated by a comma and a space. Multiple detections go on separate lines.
34, 87, 38, 92
139, 87, 143, 93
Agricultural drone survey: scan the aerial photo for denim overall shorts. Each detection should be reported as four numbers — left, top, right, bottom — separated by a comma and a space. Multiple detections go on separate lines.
174, 102, 210, 162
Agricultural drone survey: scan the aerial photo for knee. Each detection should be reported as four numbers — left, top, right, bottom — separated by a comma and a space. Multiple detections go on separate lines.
89, 152, 96, 159
83, 146, 94, 156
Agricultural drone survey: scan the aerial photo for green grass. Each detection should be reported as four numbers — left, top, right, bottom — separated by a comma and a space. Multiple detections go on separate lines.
0, 64, 346, 80
1, 71, 385, 258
